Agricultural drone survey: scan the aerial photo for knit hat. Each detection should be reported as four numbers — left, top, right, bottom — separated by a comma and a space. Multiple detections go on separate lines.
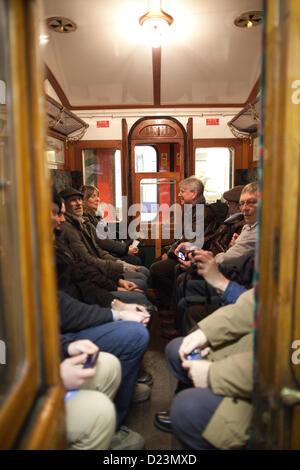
223, 185, 245, 203
59, 187, 83, 200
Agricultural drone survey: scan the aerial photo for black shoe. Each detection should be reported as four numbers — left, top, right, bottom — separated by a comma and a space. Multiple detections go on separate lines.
137, 370, 153, 386
154, 411, 173, 433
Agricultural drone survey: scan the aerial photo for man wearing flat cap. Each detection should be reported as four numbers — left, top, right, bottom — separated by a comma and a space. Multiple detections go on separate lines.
203, 185, 245, 256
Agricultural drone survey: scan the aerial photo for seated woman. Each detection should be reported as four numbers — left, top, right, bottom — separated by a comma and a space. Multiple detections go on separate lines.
81, 184, 143, 266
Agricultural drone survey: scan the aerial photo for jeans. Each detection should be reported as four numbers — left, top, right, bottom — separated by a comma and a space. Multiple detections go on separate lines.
166, 337, 223, 450
62, 321, 149, 428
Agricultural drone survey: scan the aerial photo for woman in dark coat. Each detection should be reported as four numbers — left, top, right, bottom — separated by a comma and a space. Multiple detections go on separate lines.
81, 184, 143, 266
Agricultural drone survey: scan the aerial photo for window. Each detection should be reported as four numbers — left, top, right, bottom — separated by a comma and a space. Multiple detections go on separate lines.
140, 177, 177, 223
195, 147, 232, 203
83, 148, 122, 221
0, 0, 25, 405
135, 146, 157, 172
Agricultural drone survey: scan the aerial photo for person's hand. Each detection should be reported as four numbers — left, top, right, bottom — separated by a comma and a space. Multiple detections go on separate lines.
178, 258, 191, 270
174, 242, 196, 256
192, 250, 229, 293
230, 233, 239, 247
118, 279, 143, 292
118, 308, 150, 325
128, 245, 139, 255
67, 340, 99, 357
178, 329, 209, 362
60, 354, 97, 390
182, 359, 212, 388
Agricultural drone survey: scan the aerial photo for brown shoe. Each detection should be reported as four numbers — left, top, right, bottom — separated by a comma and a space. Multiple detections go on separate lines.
161, 327, 180, 340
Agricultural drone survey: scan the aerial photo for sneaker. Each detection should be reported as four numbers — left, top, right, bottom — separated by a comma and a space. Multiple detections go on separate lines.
110, 426, 145, 450
132, 382, 151, 404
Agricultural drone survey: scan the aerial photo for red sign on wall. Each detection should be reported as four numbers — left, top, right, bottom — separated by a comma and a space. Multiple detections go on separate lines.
97, 121, 110, 128
206, 118, 220, 126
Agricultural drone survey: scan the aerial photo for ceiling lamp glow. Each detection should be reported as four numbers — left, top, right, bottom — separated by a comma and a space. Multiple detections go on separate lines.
139, 0, 173, 48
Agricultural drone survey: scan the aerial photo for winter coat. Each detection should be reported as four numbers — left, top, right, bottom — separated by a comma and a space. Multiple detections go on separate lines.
167, 198, 219, 256
198, 288, 254, 449
58, 290, 113, 358
84, 212, 130, 257
62, 212, 124, 278
203, 213, 245, 256
55, 232, 120, 303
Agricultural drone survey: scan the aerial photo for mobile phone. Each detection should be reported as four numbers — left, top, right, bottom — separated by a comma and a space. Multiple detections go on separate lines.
83, 351, 99, 368
131, 240, 140, 249
177, 251, 186, 261
187, 348, 201, 360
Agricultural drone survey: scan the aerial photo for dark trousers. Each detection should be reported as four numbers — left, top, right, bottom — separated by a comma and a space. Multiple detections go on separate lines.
150, 257, 178, 309
63, 321, 149, 428
166, 337, 223, 450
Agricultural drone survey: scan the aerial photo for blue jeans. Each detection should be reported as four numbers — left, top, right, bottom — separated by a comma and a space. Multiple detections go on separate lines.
166, 337, 223, 450
62, 321, 149, 428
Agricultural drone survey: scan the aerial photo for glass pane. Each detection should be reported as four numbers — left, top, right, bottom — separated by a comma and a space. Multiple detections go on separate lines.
195, 147, 232, 203
0, 0, 25, 405
135, 146, 157, 172
140, 178, 178, 223
83, 148, 122, 221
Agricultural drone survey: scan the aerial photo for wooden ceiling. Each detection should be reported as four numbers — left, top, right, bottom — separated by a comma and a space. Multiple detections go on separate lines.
42, 0, 263, 110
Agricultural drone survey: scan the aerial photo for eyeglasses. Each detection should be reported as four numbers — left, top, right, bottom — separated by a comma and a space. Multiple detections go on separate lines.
239, 199, 257, 208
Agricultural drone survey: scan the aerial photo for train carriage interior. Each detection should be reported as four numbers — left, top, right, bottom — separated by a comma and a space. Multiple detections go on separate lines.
0, 0, 300, 451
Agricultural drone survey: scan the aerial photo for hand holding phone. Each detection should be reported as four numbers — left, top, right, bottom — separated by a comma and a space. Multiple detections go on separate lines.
83, 351, 99, 368
131, 239, 140, 249
177, 251, 186, 261
187, 348, 202, 360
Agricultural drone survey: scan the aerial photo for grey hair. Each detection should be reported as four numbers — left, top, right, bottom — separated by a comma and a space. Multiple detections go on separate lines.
179, 176, 204, 197
241, 181, 258, 195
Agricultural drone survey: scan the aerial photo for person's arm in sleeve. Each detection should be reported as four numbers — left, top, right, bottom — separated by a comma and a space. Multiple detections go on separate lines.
198, 288, 254, 348
58, 290, 113, 333
209, 350, 253, 399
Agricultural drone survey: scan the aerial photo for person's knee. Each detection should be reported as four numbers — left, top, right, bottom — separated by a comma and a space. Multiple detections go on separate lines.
67, 392, 116, 450
121, 322, 150, 352
91, 352, 121, 399
165, 337, 183, 366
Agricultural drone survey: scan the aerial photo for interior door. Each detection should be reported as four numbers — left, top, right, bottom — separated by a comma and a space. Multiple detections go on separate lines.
129, 118, 186, 249
253, 0, 300, 449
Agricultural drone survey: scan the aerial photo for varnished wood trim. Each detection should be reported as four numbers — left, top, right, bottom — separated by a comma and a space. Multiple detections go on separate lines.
70, 102, 245, 110
74, 139, 122, 149
0, 0, 39, 449
45, 65, 72, 109
152, 47, 161, 106
246, 77, 260, 104
24, 386, 66, 450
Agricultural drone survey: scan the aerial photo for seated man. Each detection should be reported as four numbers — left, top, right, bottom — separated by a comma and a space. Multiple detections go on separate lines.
59, 289, 150, 448
154, 289, 254, 450
150, 176, 218, 310
203, 185, 245, 255
59, 187, 149, 282
52, 190, 152, 307
173, 181, 258, 324
60, 338, 122, 450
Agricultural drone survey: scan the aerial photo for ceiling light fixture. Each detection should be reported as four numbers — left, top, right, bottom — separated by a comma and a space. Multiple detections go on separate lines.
139, 0, 173, 48
234, 11, 263, 29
